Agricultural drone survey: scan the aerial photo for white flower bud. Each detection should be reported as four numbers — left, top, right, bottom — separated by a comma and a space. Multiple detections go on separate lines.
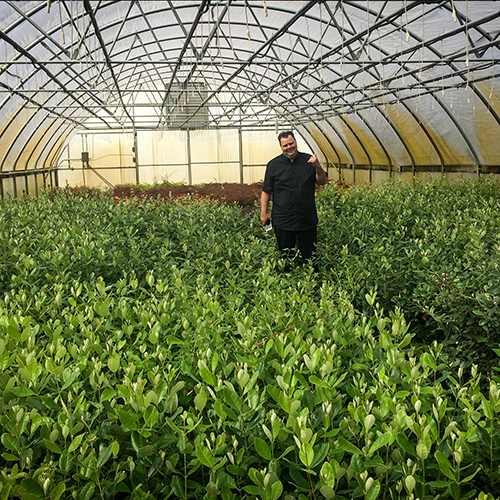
263, 472, 271, 487
405, 475, 416, 492
364, 414, 376, 431
365, 477, 374, 492
490, 384, 498, 399
270, 410, 277, 424
297, 415, 307, 428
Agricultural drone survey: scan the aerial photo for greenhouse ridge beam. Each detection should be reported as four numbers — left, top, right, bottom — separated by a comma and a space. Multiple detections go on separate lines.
94, 0, 136, 84
0, 30, 111, 129
3, 0, 121, 129
164, 0, 233, 125
4, 0, 493, 129
176, 0, 320, 129
132, 1, 176, 102
83, 0, 135, 127
159, 0, 214, 124
3, 59, 500, 65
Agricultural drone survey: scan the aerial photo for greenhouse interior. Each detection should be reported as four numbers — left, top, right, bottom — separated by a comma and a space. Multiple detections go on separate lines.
1, 2, 500, 500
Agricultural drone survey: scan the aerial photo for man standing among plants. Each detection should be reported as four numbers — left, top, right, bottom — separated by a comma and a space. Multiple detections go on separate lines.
261, 130, 327, 271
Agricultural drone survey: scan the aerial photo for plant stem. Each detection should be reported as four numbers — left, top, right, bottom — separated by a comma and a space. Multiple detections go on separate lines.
421, 458, 425, 498
184, 453, 188, 500
490, 421, 494, 488
97, 475, 104, 500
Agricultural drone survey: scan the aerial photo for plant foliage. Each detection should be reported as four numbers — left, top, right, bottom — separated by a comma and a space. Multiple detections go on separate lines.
318, 178, 500, 373
0, 181, 499, 500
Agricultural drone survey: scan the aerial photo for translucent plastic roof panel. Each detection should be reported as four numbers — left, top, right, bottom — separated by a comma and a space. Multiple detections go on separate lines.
1, 1, 500, 174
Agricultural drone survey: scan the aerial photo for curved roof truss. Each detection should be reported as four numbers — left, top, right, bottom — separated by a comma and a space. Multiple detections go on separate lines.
0, 0, 500, 177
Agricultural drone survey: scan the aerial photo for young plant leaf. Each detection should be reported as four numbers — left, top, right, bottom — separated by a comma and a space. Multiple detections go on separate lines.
254, 437, 272, 461
1, 433, 19, 452
196, 443, 214, 469
338, 437, 362, 455
434, 450, 456, 482
97, 443, 113, 468
369, 431, 395, 456
365, 478, 381, 500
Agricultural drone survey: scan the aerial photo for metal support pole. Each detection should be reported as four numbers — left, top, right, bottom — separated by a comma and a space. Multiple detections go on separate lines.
82, 133, 87, 187
134, 130, 140, 184
238, 128, 244, 184
187, 129, 192, 185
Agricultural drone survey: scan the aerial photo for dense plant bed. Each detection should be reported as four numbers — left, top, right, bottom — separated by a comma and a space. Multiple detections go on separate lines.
0, 183, 499, 499
67, 181, 333, 214
317, 178, 500, 374
111, 182, 265, 214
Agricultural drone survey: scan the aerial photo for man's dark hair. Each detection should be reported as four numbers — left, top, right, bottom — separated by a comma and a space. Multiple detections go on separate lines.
277, 130, 295, 143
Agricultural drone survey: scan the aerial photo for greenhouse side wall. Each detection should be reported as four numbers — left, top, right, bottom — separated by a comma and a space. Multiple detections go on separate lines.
57, 129, 311, 189
6, 130, 500, 195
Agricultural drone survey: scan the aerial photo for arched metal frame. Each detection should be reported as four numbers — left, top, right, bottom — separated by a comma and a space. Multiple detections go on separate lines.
1, 0, 500, 191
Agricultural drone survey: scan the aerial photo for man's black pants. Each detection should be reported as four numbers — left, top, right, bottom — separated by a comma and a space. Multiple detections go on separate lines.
273, 226, 318, 271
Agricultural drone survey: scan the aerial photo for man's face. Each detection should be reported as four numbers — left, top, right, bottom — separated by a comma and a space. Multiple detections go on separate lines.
279, 135, 297, 159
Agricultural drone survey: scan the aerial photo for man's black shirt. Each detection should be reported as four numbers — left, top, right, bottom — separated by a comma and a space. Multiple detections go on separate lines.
262, 151, 318, 231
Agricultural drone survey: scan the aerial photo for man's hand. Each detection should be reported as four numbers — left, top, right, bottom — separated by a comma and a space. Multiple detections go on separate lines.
260, 212, 271, 225
308, 153, 327, 185
308, 153, 319, 165
260, 191, 272, 225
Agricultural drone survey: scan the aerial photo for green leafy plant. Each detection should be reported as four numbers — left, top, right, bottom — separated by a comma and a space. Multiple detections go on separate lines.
317, 177, 500, 373
0, 184, 499, 499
